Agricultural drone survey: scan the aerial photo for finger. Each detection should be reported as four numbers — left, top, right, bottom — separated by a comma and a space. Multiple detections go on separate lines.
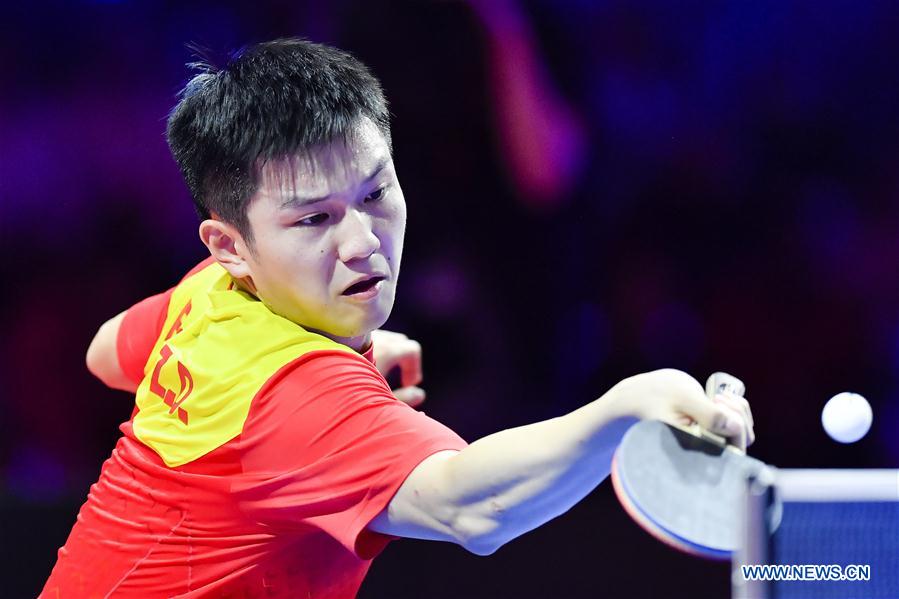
677, 391, 744, 441
399, 342, 423, 387
714, 393, 755, 447
715, 393, 755, 446
393, 386, 426, 408
717, 392, 753, 428
713, 400, 748, 451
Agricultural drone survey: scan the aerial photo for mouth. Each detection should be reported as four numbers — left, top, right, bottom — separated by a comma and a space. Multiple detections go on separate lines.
342, 275, 386, 297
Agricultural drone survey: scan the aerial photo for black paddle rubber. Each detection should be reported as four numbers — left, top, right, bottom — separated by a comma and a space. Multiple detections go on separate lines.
612, 420, 772, 558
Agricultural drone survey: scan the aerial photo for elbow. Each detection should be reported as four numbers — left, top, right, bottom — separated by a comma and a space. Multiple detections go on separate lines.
85, 318, 120, 387
83, 310, 137, 393
86, 324, 110, 378
464, 537, 502, 557
453, 511, 506, 557
85, 335, 105, 380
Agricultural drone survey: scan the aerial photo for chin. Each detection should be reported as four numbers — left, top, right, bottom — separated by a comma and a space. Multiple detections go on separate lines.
355, 312, 391, 336
371, 300, 394, 328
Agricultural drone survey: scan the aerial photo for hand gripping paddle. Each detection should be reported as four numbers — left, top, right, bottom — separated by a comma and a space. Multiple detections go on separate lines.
610, 372, 776, 559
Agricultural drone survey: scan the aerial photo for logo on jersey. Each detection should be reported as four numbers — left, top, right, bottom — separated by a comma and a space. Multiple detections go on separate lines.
147, 300, 194, 425
148, 344, 193, 425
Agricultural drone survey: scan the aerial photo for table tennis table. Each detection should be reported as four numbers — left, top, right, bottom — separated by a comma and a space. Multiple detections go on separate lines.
733, 469, 899, 599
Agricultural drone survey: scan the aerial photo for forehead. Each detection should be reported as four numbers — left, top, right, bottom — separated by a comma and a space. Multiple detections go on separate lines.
256, 118, 391, 201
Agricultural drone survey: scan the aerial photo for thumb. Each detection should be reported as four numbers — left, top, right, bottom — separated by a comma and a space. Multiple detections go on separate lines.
394, 386, 427, 408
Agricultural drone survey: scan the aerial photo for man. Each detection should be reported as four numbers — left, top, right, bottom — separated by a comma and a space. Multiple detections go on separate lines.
43, 38, 753, 597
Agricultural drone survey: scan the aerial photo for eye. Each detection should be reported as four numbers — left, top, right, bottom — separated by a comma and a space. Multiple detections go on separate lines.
295, 213, 329, 226
364, 187, 386, 203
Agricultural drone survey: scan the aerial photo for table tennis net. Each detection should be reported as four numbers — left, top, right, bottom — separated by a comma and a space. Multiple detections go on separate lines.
770, 494, 899, 598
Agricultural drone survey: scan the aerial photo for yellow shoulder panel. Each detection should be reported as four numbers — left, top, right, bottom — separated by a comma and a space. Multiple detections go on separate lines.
132, 262, 353, 467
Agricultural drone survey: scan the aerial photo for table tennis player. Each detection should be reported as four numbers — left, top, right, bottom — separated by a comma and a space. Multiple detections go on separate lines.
41, 38, 754, 597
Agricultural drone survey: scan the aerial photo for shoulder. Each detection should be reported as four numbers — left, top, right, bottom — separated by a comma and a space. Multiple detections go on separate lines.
237, 349, 406, 466
251, 348, 393, 417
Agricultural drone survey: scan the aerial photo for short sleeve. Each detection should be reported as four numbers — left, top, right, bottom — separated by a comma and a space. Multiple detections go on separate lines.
234, 351, 468, 559
116, 290, 174, 385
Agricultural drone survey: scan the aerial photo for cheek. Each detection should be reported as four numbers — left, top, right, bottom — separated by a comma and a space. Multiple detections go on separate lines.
394, 196, 408, 224
383, 202, 407, 254
377, 222, 404, 260
254, 237, 330, 294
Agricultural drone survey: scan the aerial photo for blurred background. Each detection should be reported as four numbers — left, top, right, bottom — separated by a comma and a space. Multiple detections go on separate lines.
2, 0, 898, 596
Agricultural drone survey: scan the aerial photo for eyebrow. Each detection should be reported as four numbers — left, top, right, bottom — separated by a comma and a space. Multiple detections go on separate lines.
279, 159, 390, 209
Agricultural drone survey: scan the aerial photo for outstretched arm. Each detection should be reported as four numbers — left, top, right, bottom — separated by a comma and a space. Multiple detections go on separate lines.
86, 311, 137, 393
368, 369, 753, 555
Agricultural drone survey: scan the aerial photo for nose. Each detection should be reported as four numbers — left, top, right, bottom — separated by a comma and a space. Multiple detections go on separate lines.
336, 209, 380, 263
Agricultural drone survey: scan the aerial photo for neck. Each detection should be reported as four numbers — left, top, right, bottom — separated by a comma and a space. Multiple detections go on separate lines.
338, 333, 372, 353
311, 329, 372, 353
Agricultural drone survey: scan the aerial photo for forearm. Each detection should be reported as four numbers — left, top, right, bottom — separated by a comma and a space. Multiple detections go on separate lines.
443, 389, 635, 554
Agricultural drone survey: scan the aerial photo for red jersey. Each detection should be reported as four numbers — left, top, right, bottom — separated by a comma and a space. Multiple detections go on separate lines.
42, 259, 467, 598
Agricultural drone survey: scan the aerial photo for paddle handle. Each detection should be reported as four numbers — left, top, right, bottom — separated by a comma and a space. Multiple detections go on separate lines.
675, 372, 747, 452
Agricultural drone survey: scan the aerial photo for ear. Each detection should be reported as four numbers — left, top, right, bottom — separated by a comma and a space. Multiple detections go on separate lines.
198, 219, 254, 279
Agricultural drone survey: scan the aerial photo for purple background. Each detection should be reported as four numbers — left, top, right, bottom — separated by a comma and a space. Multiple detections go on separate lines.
2, 1, 897, 596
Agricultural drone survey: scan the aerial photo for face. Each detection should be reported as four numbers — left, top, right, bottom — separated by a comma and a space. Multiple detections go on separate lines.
229, 119, 406, 351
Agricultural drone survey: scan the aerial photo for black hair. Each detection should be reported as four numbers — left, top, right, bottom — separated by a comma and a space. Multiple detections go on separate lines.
166, 37, 392, 241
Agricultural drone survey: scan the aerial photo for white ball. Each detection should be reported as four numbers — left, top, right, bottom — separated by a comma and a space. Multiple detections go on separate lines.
821, 392, 873, 444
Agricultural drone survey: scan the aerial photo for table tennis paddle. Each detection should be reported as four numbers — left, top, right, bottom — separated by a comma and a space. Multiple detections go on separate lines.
610, 372, 776, 559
